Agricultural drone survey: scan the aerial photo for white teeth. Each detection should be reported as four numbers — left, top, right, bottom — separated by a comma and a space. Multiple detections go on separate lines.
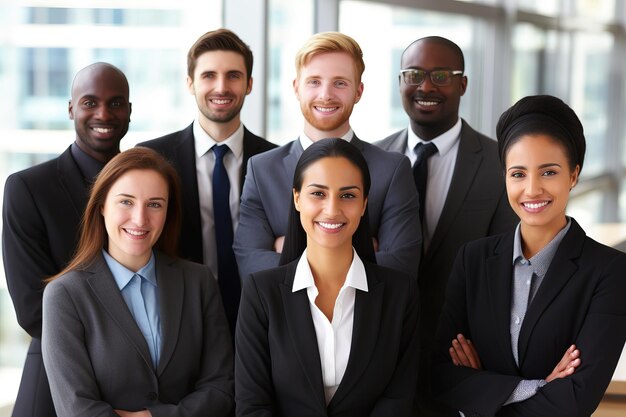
318, 222, 343, 230
417, 100, 438, 106
211, 99, 231, 104
92, 127, 113, 133
524, 201, 549, 209
125, 229, 147, 236
315, 107, 338, 113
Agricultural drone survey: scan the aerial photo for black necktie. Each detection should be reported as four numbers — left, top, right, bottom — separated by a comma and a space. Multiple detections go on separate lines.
212, 145, 240, 335
412, 142, 438, 224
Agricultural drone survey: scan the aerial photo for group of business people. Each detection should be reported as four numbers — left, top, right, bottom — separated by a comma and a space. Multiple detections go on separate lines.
3, 27, 626, 417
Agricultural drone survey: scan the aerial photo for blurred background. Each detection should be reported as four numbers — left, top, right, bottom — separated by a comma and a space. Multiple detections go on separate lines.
1, 0, 625, 413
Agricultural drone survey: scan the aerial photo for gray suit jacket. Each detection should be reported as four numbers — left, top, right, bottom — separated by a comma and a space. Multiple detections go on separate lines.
41, 252, 234, 417
233, 135, 422, 280
376, 121, 517, 350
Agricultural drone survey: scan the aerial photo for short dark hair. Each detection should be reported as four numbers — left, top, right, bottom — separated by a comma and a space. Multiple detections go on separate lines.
496, 94, 586, 174
402, 36, 465, 71
279, 138, 375, 265
187, 28, 253, 82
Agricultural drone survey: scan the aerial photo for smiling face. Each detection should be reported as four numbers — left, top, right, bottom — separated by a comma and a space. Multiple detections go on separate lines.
69, 64, 131, 163
400, 39, 466, 140
101, 169, 169, 271
294, 156, 367, 254
293, 52, 364, 140
187, 50, 252, 134
505, 134, 579, 239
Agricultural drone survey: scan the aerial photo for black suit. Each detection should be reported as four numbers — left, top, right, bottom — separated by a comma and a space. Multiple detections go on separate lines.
235, 259, 420, 417
376, 122, 518, 415
433, 219, 626, 417
2, 147, 89, 417
138, 123, 276, 331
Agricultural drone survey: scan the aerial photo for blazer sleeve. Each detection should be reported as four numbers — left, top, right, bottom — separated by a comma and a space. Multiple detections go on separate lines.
42, 280, 120, 417
498, 251, 626, 417
369, 275, 420, 417
373, 155, 421, 278
3, 173, 60, 338
432, 244, 522, 417
235, 275, 276, 417
148, 269, 235, 417
234, 158, 282, 280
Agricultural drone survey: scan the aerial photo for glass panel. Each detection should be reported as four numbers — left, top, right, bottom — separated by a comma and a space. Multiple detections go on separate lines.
575, 0, 615, 21
266, 0, 314, 144
517, 0, 560, 15
569, 31, 613, 177
339, 0, 484, 142
567, 189, 604, 229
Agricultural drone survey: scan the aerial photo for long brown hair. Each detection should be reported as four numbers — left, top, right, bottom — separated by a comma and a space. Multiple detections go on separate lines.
49, 147, 181, 281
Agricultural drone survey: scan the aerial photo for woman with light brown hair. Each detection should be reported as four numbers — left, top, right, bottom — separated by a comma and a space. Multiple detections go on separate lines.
42, 147, 233, 417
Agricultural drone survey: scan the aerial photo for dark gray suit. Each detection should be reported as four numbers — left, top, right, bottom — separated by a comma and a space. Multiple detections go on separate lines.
42, 252, 234, 417
376, 121, 518, 415
3, 146, 90, 417
234, 135, 422, 280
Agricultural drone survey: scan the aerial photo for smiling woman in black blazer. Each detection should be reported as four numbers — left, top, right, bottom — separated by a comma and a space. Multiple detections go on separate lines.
235, 138, 419, 417
432, 95, 626, 417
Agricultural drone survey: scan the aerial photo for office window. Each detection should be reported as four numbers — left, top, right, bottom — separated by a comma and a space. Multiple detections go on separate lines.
517, 0, 560, 15
575, 0, 615, 21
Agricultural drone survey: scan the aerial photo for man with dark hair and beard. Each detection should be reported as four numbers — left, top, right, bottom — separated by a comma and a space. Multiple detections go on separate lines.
234, 32, 421, 282
139, 29, 276, 336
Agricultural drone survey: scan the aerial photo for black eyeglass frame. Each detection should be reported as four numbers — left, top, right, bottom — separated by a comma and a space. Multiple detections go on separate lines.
399, 69, 464, 86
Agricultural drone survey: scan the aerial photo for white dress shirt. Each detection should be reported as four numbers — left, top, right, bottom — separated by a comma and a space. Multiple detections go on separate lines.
292, 248, 368, 404
298, 128, 354, 151
194, 121, 244, 278
405, 119, 462, 249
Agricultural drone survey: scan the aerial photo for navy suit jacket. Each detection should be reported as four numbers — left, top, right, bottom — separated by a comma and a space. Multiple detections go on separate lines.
432, 219, 626, 417
235, 259, 419, 416
42, 252, 234, 417
234, 135, 422, 280
3, 146, 89, 417
138, 123, 277, 264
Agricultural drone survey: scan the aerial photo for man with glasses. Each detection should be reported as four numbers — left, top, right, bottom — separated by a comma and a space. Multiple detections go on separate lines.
376, 36, 517, 417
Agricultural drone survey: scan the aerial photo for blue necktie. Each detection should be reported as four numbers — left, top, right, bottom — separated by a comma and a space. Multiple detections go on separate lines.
212, 145, 241, 334
128, 274, 159, 368
412, 142, 438, 224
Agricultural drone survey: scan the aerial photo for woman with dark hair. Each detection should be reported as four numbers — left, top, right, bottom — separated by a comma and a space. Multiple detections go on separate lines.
235, 138, 419, 416
432, 95, 626, 416
41, 147, 234, 417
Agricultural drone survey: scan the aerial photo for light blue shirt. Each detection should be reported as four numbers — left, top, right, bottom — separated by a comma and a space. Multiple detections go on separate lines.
102, 250, 161, 368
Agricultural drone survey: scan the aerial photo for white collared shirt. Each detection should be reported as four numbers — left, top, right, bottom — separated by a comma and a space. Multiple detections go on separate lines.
292, 248, 368, 404
298, 128, 354, 151
405, 119, 462, 249
194, 121, 244, 278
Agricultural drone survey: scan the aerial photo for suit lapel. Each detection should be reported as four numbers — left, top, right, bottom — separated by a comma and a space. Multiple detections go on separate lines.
517, 222, 583, 367
386, 129, 409, 154
155, 253, 184, 376
426, 122, 483, 261
279, 262, 326, 410
86, 255, 154, 370
241, 127, 260, 193
330, 266, 384, 408
56, 147, 89, 219
486, 233, 518, 369
282, 140, 303, 183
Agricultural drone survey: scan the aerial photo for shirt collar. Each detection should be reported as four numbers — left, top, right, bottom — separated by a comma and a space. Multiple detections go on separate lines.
70, 141, 106, 182
292, 248, 368, 293
299, 128, 354, 151
407, 118, 462, 157
102, 249, 157, 290
512, 217, 572, 277
193, 120, 244, 159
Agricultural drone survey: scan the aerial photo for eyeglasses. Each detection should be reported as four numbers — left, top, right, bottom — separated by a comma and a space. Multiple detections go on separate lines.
400, 69, 464, 86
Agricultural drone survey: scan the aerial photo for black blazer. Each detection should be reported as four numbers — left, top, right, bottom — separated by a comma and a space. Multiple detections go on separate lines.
2, 146, 89, 417
432, 219, 626, 417
138, 123, 277, 264
235, 259, 420, 417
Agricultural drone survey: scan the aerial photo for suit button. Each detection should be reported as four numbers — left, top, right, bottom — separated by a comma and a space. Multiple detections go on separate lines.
147, 392, 158, 401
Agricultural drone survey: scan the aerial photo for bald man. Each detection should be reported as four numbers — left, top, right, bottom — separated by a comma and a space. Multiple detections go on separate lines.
3, 62, 131, 417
